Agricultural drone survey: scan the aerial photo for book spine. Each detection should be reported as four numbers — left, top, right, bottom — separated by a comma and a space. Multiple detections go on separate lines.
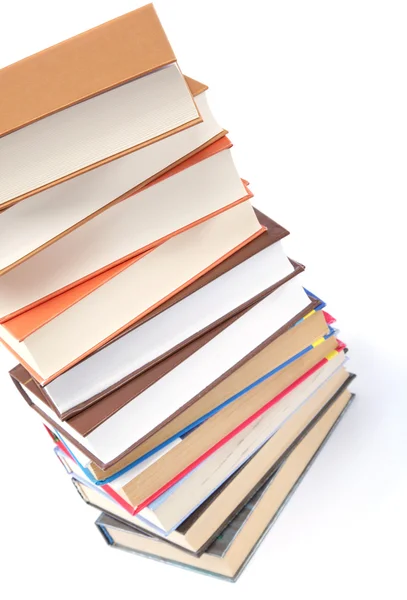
95, 518, 114, 545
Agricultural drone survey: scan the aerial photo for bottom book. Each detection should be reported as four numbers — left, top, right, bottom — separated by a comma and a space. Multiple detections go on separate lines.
96, 388, 354, 581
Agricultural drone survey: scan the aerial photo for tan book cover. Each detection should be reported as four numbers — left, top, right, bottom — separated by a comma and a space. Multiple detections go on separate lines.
0, 5, 176, 137
0, 4, 201, 207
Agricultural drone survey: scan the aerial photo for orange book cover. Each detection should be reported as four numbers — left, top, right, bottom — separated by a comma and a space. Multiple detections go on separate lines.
2, 252, 149, 341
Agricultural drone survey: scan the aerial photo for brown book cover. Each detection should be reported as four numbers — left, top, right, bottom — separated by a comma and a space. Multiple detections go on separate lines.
10, 291, 319, 470
0, 4, 201, 207
1, 5, 175, 137
27, 209, 296, 419
184, 76, 208, 97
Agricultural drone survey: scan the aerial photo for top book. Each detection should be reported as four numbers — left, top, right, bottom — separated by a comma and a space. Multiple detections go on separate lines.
0, 4, 201, 208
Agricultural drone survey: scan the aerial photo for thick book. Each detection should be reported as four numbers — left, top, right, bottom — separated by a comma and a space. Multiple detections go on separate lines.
95, 389, 355, 581
45, 309, 335, 485
0, 136, 251, 319
0, 5, 201, 209
60, 371, 354, 554
0, 76, 226, 277
27, 214, 299, 420
1, 202, 263, 382
11, 278, 317, 468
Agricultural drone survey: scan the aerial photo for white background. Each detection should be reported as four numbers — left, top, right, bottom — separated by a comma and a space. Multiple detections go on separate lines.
0, 1, 406, 598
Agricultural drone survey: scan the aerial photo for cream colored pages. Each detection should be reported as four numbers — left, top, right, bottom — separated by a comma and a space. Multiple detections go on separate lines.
0, 148, 247, 318
0, 93, 221, 272
0, 64, 199, 206
1, 202, 261, 381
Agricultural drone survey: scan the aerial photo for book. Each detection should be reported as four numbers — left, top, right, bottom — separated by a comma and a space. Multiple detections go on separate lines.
44, 308, 334, 485
0, 5, 201, 209
11, 278, 316, 467
0, 76, 226, 275
0, 137, 252, 318
95, 389, 355, 581
63, 356, 349, 533
59, 370, 354, 553
28, 215, 299, 419
1, 202, 263, 382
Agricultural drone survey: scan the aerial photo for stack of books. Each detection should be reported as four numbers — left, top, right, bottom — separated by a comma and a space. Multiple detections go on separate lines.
1, 4, 355, 582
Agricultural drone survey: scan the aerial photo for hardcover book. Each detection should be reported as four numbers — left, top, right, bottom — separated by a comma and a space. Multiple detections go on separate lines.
0, 5, 201, 209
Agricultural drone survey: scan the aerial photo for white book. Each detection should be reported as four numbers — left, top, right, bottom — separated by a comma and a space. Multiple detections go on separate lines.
44, 241, 295, 416
0, 91, 223, 275
0, 140, 247, 319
